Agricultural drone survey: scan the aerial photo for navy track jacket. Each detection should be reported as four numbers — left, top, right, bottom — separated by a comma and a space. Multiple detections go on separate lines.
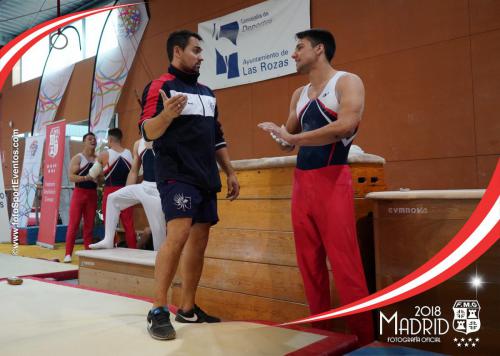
139, 65, 226, 193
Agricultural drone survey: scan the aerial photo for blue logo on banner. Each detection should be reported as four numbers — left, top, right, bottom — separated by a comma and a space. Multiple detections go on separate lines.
212, 21, 240, 79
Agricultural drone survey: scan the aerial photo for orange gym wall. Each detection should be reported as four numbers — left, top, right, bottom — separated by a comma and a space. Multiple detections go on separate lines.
0, 0, 499, 189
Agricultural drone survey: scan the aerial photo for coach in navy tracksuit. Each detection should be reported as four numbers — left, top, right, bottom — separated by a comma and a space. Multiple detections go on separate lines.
139, 30, 240, 341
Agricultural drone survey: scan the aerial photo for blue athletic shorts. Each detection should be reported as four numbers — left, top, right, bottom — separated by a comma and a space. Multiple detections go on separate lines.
157, 180, 218, 225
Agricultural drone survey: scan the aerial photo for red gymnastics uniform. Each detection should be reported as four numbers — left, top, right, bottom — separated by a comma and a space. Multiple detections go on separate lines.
65, 154, 97, 255
293, 71, 373, 345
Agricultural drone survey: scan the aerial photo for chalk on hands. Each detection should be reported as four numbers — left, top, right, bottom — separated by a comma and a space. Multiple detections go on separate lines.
270, 132, 292, 147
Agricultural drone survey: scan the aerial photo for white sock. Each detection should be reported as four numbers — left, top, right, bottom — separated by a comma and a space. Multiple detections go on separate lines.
89, 236, 114, 249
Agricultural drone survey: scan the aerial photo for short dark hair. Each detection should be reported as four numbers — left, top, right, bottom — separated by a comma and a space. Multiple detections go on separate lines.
166, 30, 203, 62
82, 132, 95, 142
296, 28, 336, 62
108, 128, 123, 141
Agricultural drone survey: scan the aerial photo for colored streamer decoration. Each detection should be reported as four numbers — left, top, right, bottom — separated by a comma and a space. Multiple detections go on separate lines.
118, 7, 141, 36
89, 3, 149, 147
32, 66, 75, 135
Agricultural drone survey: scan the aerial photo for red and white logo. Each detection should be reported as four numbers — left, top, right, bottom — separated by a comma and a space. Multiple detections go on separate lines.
48, 127, 60, 158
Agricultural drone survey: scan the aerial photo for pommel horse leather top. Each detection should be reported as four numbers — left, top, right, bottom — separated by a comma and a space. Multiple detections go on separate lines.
221, 145, 386, 171
367, 189, 485, 200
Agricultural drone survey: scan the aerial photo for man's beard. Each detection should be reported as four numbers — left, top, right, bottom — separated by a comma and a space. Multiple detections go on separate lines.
296, 63, 309, 74
181, 61, 201, 74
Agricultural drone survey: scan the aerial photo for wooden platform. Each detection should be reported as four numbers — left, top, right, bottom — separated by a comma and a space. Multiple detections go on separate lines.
0, 278, 359, 355
77, 248, 156, 298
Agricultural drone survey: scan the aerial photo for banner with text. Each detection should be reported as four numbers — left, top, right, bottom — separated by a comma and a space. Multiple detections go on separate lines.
198, 0, 310, 89
37, 121, 66, 248
16, 135, 45, 228
0, 159, 10, 242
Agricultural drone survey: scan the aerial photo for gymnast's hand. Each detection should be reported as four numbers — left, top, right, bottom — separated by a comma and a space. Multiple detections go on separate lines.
159, 89, 187, 122
258, 122, 296, 150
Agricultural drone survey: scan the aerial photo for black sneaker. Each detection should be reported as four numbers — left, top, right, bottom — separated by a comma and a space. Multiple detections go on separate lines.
175, 304, 221, 323
147, 306, 176, 340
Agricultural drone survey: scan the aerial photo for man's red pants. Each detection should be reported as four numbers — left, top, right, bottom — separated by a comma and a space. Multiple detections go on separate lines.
103, 186, 136, 248
65, 187, 97, 255
291, 164, 374, 345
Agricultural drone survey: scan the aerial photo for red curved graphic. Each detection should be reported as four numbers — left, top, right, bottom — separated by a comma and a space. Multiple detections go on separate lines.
0, 3, 142, 91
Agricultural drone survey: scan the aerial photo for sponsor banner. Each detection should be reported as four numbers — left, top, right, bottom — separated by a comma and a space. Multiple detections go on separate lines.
89, 3, 149, 147
16, 135, 45, 228
198, 0, 310, 89
37, 121, 66, 248
0, 159, 10, 242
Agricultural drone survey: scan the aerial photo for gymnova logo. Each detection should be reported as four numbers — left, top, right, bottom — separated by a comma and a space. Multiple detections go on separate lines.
379, 299, 481, 348
388, 207, 428, 214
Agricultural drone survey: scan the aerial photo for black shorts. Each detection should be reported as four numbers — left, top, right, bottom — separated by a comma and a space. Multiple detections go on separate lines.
157, 180, 218, 225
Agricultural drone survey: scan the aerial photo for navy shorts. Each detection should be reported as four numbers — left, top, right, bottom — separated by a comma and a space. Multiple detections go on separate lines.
157, 180, 218, 225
